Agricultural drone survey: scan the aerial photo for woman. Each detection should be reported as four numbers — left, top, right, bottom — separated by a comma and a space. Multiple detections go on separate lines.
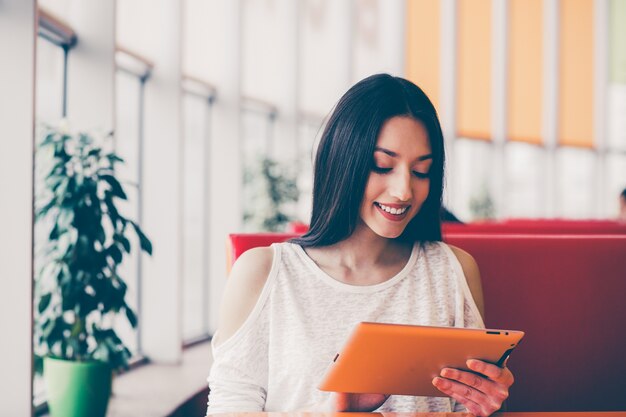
206, 74, 513, 416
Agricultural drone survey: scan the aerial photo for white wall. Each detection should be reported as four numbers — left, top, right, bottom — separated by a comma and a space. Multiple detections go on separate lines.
0, 1, 36, 415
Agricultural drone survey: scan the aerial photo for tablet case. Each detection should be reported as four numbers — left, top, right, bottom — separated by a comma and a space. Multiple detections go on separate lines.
318, 322, 524, 397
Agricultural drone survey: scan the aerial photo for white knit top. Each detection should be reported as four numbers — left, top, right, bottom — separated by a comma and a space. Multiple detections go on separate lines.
206, 241, 485, 414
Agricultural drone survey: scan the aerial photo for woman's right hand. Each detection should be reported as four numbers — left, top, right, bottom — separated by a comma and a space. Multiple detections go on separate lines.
332, 392, 389, 411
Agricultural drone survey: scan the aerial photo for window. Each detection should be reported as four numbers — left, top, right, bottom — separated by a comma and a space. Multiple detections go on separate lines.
556, 147, 595, 218
504, 142, 545, 218
452, 139, 496, 221
181, 76, 216, 342
114, 47, 153, 356
241, 99, 277, 231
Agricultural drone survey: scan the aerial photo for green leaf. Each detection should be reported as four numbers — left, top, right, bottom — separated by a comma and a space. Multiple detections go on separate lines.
78, 293, 98, 316
130, 221, 152, 255
49, 222, 59, 240
87, 148, 101, 158
61, 286, 77, 311
38, 293, 52, 313
34, 354, 44, 376
108, 244, 123, 264
104, 192, 124, 230
55, 177, 70, 199
92, 343, 110, 363
56, 231, 75, 257
45, 173, 64, 191
57, 263, 71, 286
124, 306, 138, 328
39, 131, 57, 147
41, 318, 54, 339
115, 234, 131, 253
101, 174, 127, 200
36, 198, 57, 220
69, 318, 84, 338
43, 317, 67, 347
106, 154, 124, 164
96, 224, 106, 245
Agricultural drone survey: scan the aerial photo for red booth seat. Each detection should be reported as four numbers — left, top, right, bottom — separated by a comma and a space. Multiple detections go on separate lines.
226, 233, 626, 412
443, 219, 626, 235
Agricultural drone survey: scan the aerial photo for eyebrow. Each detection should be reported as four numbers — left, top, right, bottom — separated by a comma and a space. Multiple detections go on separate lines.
374, 146, 433, 162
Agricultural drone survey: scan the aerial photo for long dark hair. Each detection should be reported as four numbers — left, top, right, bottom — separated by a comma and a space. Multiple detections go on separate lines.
291, 74, 445, 247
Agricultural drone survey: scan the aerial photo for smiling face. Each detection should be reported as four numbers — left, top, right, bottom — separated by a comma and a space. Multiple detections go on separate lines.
358, 116, 433, 239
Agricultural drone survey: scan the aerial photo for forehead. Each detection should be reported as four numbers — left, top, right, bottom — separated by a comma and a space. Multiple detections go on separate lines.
375, 116, 432, 156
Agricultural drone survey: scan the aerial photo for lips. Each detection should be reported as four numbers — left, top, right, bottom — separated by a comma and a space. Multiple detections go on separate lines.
375, 202, 411, 222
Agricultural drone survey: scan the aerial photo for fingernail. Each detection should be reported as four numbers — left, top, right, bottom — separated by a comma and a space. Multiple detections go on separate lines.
440, 368, 451, 377
467, 359, 479, 368
432, 377, 449, 389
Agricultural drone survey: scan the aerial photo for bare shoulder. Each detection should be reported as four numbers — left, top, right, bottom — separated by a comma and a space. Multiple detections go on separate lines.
447, 244, 485, 320
214, 246, 274, 347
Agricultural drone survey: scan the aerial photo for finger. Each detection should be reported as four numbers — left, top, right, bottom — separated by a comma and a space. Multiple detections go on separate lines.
440, 367, 492, 394
447, 391, 486, 417
432, 377, 500, 413
467, 359, 514, 386
440, 367, 509, 403
333, 393, 351, 411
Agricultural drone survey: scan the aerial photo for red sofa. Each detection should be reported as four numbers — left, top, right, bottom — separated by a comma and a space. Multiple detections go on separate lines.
226, 233, 626, 412
443, 220, 626, 235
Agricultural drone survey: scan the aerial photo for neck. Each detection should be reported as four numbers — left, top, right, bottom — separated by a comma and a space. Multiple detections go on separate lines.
322, 221, 411, 269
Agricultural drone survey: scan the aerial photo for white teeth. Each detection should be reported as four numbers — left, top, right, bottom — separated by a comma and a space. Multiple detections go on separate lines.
378, 203, 408, 215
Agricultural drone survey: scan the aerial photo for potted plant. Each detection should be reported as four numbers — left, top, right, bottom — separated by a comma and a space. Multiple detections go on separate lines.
33, 124, 152, 417
243, 157, 300, 231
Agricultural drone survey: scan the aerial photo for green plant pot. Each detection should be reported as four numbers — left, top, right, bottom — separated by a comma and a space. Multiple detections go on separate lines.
44, 357, 112, 417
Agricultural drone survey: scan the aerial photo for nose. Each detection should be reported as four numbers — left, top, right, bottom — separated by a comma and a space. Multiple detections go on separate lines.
389, 169, 412, 202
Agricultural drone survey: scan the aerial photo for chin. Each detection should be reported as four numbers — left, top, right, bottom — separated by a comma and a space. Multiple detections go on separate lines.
373, 227, 405, 239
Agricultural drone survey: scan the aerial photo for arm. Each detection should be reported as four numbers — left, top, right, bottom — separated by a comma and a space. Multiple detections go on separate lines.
213, 247, 273, 348
206, 247, 274, 415
449, 245, 485, 320
432, 245, 513, 417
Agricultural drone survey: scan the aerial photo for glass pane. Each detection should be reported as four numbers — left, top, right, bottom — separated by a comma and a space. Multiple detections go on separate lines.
450, 139, 495, 221
241, 109, 271, 231
504, 142, 545, 218
36, 38, 64, 123
182, 93, 210, 340
114, 70, 142, 355
556, 147, 595, 218
605, 153, 626, 218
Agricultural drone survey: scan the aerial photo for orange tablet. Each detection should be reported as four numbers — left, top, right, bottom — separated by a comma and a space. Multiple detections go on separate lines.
318, 322, 524, 397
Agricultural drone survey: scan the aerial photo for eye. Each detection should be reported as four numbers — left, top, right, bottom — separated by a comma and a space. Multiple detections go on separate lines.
412, 171, 429, 179
372, 165, 392, 174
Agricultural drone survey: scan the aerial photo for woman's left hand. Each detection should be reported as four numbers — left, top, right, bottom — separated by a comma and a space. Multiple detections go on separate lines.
432, 359, 514, 417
